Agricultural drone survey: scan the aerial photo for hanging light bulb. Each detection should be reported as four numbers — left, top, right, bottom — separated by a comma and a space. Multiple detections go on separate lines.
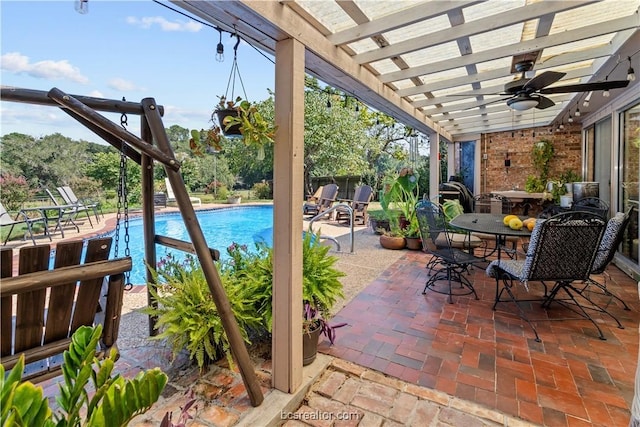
568, 114, 573, 123
215, 30, 224, 62
575, 108, 581, 117
602, 76, 610, 97
75, 0, 88, 14
628, 57, 636, 81
559, 122, 565, 130
583, 99, 589, 107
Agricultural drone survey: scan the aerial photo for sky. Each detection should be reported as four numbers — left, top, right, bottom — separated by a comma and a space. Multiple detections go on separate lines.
0, 0, 277, 144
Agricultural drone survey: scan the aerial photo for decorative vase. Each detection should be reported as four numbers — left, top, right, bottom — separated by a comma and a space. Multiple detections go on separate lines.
379, 234, 406, 250
405, 236, 422, 251
302, 323, 322, 366
215, 109, 242, 136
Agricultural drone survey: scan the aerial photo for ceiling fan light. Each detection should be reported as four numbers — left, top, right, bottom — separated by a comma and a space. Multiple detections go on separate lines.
507, 96, 539, 111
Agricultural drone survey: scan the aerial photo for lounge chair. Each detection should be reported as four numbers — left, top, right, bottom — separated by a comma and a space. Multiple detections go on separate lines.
57, 185, 102, 223
0, 202, 51, 245
303, 183, 338, 217
165, 178, 202, 207
335, 185, 373, 225
56, 186, 98, 227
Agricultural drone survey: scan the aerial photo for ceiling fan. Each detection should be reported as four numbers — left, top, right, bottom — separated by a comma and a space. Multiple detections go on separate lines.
457, 61, 630, 111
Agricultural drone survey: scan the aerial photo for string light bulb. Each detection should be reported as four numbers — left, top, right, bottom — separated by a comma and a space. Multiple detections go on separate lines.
628, 56, 636, 82
75, 0, 88, 14
568, 114, 573, 123
602, 77, 610, 97
215, 30, 224, 62
583, 98, 590, 107
575, 107, 581, 117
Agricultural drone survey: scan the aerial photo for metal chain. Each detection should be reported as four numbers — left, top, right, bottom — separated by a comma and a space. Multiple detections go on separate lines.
117, 103, 132, 290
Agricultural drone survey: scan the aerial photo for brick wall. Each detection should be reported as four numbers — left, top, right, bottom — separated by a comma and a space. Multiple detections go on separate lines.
480, 123, 582, 193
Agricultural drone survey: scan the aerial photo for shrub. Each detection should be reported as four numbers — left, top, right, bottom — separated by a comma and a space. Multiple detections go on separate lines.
251, 181, 272, 199
144, 253, 264, 369
0, 173, 33, 211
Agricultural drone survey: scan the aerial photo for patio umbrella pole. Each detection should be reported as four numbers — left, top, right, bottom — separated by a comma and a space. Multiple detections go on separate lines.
141, 98, 264, 407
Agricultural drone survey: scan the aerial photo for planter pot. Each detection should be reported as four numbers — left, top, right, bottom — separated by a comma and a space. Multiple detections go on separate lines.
303, 323, 322, 366
379, 234, 406, 250
227, 196, 242, 204
405, 236, 422, 251
215, 108, 242, 136
370, 218, 390, 235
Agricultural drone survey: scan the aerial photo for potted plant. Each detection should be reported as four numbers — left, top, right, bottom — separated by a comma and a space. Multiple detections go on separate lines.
380, 168, 420, 232
379, 215, 406, 250
369, 210, 390, 235
214, 95, 242, 136
189, 95, 277, 161
227, 191, 242, 204
402, 216, 422, 250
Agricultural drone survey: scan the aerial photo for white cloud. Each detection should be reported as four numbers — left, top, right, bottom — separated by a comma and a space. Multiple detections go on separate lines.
0, 52, 89, 84
88, 90, 104, 98
107, 78, 140, 91
126, 16, 202, 32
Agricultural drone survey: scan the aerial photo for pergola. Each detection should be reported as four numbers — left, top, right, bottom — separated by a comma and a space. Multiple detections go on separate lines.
169, 0, 640, 395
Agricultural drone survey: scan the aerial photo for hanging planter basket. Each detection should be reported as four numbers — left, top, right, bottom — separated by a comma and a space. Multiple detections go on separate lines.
215, 108, 242, 137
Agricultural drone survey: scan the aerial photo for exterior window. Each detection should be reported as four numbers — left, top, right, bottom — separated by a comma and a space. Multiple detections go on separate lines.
620, 102, 640, 263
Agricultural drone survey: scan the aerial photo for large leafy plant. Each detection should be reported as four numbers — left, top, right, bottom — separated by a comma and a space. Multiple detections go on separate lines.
145, 254, 263, 370
380, 168, 420, 237
0, 325, 167, 427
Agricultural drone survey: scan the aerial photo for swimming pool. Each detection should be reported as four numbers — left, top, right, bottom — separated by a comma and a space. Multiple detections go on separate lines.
107, 205, 274, 285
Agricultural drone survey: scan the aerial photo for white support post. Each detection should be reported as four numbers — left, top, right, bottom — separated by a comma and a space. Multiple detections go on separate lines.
272, 37, 305, 393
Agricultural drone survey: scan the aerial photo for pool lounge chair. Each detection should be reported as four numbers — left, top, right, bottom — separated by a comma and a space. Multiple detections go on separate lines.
165, 178, 202, 207
57, 185, 102, 224
0, 202, 51, 245
55, 186, 97, 227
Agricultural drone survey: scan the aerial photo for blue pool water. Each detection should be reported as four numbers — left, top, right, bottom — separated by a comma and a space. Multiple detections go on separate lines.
107, 205, 274, 285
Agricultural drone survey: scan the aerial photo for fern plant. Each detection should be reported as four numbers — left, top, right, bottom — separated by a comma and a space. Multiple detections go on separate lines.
145, 254, 263, 370
0, 325, 167, 427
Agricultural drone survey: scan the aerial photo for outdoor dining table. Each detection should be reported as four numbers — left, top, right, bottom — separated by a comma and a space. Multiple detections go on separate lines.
449, 213, 533, 303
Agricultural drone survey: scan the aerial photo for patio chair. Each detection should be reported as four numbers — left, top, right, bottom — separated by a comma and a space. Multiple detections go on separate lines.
0, 202, 51, 246
472, 193, 519, 257
574, 209, 634, 321
303, 183, 338, 218
44, 188, 81, 233
305, 186, 323, 205
572, 196, 609, 220
335, 185, 373, 225
416, 199, 486, 304
486, 211, 607, 342
165, 178, 202, 207
56, 186, 100, 226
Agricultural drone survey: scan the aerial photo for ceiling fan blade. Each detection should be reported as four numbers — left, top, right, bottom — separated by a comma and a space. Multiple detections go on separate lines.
462, 96, 512, 111
534, 95, 555, 110
445, 91, 504, 96
522, 70, 566, 91
539, 79, 630, 94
